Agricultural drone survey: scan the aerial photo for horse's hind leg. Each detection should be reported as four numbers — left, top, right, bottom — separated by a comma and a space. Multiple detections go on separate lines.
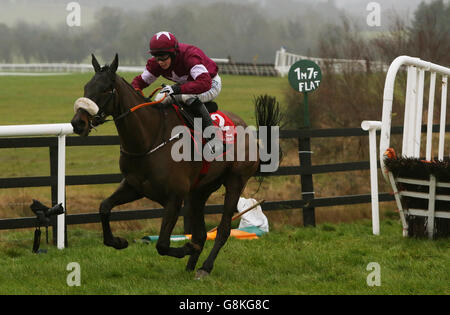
184, 193, 209, 271
196, 174, 248, 278
100, 179, 143, 249
185, 179, 223, 270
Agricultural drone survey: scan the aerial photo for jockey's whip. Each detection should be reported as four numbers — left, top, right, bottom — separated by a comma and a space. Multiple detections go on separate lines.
208, 199, 265, 233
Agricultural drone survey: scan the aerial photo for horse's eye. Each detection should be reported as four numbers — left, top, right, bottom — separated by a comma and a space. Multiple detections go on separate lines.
101, 89, 114, 96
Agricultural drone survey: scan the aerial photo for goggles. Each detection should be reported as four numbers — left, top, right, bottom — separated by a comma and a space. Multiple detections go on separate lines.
154, 54, 170, 62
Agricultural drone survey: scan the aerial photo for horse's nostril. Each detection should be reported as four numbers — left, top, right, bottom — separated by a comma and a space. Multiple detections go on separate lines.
71, 119, 86, 134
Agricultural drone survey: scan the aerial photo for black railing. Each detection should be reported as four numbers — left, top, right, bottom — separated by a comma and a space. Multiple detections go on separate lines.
4, 123, 449, 244
0, 127, 398, 235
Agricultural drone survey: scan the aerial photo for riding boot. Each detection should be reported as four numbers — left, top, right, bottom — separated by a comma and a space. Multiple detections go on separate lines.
186, 97, 219, 153
186, 97, 216, 137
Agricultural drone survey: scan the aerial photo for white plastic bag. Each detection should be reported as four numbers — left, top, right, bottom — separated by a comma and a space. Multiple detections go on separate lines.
237, 197, 269, 232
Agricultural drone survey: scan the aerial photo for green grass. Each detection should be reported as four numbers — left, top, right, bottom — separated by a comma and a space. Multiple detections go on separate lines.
0, 220, 448, 294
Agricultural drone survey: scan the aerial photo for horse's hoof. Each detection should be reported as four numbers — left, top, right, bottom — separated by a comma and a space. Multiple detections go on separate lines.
104, 237, 128, 250
195, 269, 210, 280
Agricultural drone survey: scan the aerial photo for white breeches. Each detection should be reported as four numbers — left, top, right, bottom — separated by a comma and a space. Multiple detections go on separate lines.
157, 74, 222, 105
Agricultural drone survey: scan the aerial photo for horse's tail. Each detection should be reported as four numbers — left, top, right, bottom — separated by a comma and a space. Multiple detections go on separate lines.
254, 94, 283, 175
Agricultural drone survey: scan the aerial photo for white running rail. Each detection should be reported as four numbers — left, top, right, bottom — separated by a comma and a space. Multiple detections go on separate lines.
0, 123, 74, 249
0, 59, 229, 74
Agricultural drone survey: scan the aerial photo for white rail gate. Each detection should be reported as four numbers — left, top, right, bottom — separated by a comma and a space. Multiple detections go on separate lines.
274, 47, 388, 76
0, 123, 73, 249
363, 55, 450, 238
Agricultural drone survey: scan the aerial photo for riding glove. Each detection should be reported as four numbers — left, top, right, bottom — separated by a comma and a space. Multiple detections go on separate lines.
160, 84, 181, 95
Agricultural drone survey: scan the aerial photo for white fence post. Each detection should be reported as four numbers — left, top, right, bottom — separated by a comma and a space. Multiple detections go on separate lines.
0, 123, 73, 249
57, 134, 67, 249
361, 120, 382, 235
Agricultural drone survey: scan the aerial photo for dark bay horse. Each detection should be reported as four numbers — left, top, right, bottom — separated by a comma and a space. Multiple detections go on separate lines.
70, 54, 280, 278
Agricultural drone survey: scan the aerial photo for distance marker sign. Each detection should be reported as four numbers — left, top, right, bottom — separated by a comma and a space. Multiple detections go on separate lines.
288, 60, 322, 93
286, 59, 321, 228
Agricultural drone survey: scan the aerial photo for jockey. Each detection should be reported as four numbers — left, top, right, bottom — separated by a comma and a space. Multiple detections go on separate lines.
132, 31, 221, 140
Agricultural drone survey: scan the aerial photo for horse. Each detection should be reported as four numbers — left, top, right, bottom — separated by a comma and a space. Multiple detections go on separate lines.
70, 54, 280, 278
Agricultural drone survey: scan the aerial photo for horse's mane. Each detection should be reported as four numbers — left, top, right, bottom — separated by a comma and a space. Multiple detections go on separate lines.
118, 76, 136, 91
116, 74, 146, 100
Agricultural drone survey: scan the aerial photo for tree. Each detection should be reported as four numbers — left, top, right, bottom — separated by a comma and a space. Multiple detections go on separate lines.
373, 0, 450, 66
13, 22, 41, 63
0, 23, 13, 62
408, 0, 450, 65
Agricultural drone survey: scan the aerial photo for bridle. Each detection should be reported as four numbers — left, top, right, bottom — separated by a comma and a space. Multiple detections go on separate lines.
88, 86, 166, 130
89, 87, 118, 130
83, 85, 175, 157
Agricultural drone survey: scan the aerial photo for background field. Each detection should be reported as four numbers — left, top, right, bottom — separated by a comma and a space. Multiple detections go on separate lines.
1, 72, 446, 295
0, 72, 288, 126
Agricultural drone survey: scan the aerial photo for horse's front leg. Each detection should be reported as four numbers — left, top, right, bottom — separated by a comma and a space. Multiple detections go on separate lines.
155, 196, 198, 258
100, 179, 143, 249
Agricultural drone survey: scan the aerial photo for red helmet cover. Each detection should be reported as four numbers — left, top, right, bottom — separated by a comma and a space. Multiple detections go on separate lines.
149, 31, 178, 55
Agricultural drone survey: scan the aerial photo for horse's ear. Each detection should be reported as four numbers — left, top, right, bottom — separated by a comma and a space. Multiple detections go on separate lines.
92, 54, 101, 73
110, 53, 119, 73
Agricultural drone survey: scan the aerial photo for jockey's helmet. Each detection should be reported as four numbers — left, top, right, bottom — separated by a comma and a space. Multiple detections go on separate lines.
149, 31, 179, 56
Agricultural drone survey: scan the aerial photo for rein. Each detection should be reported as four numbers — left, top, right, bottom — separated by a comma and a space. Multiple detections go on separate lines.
113, 88, 167, 122
111, 87, 176, 158
120, 132, 182, 158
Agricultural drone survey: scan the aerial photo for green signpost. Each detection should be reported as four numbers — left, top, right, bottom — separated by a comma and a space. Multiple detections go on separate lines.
288, 59, 322, 227
288, 59, 322, 127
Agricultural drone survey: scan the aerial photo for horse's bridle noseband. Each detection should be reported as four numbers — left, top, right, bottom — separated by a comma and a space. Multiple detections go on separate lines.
89, 87, 120, 129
